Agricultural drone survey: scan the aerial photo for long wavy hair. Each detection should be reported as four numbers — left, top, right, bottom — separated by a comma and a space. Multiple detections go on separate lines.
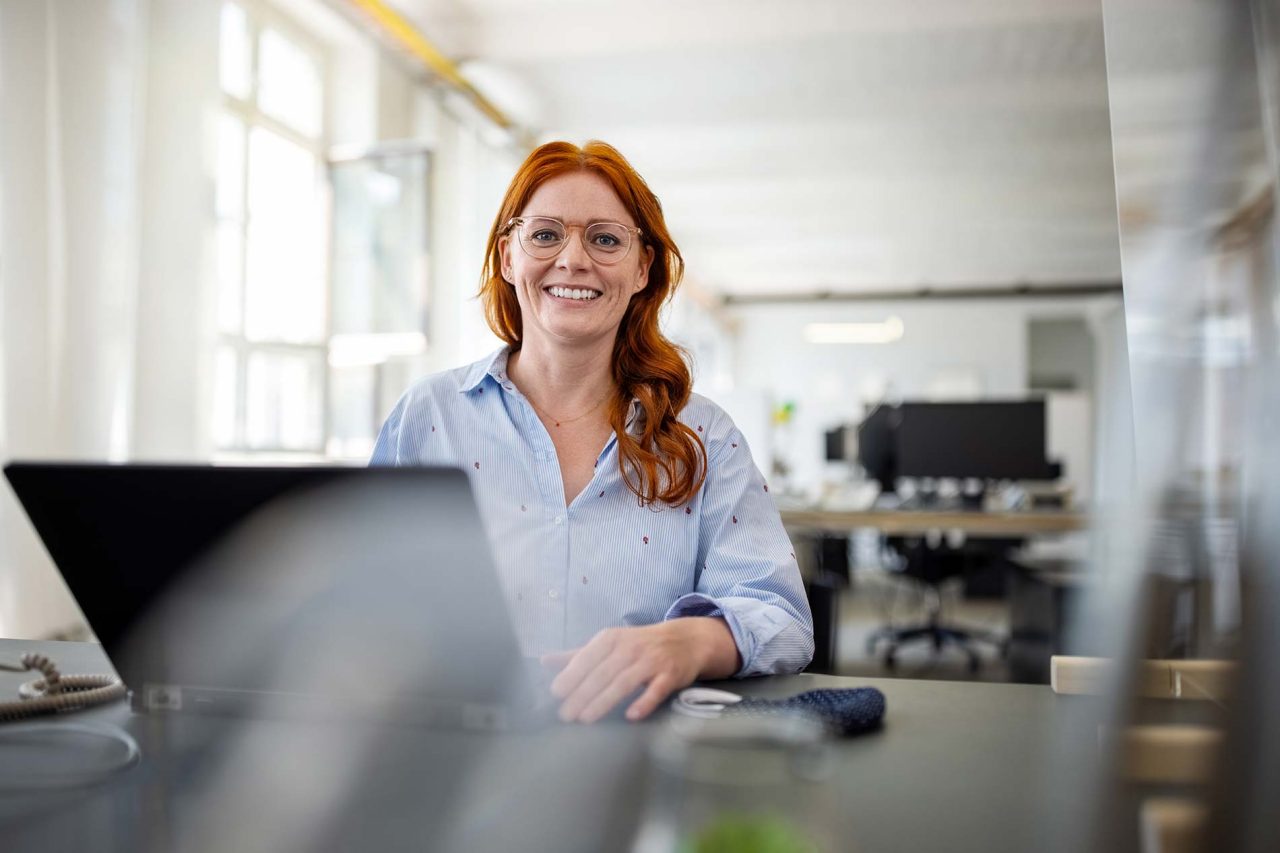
479, 140, 706, 508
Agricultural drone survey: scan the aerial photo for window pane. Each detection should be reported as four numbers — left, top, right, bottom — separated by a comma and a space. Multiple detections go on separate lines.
217, 221, 244, 335
213, 345, 239, 447
331, 152, 430, 337
219, 3, 251, 100
245, 127, 326, 343
216, 113, 245, 220
258, 27, 322, 139
246, 350, 324, 450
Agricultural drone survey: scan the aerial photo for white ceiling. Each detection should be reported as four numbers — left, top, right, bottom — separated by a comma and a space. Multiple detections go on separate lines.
396, 0, 1122, 299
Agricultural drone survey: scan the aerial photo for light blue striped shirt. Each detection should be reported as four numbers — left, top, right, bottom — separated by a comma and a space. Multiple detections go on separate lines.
370, 347, 813, 677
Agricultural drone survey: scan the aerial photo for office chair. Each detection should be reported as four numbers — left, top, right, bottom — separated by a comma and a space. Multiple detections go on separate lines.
865, 536, 1011, 672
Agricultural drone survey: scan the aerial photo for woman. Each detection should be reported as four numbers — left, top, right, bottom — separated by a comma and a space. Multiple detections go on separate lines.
372, 140, 812, 723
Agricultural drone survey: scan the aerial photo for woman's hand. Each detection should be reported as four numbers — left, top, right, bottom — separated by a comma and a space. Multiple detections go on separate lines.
542, 617, 741, 723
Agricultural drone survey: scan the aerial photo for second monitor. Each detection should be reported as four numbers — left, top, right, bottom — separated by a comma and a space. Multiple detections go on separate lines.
857, 400, 1061, 487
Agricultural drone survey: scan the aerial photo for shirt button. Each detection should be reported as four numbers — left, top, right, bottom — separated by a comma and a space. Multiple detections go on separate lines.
548, 589, 559, 600
554, 515, 564, 524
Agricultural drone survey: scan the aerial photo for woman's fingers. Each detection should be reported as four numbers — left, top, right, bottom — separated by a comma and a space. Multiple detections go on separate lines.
558, 647, 632, 721
575, 662, 650, 724
549, 630, 617, 700
625, 672, 676, 721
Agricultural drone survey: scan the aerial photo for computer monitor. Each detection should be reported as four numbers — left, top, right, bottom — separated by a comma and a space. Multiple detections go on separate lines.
824, 426, 848, 462
894, 400, 1060, 481
856, 405, 899, 491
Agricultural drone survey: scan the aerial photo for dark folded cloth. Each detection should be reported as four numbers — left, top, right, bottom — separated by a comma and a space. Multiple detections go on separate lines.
725, 687, 887, 736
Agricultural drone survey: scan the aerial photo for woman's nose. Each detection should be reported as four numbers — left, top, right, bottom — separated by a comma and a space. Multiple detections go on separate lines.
554, 228, 592, 270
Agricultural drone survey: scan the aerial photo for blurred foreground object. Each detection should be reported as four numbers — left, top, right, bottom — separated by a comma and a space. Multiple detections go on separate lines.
1049, 1, 1280, 851
633, 714, 839, 853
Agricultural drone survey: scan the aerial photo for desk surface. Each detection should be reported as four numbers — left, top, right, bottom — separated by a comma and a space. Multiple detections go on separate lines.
780, 506, 1089, 536
1, 639, 1069, 853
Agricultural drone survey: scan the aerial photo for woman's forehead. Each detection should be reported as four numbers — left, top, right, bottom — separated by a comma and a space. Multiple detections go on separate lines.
520, 171, 634, 224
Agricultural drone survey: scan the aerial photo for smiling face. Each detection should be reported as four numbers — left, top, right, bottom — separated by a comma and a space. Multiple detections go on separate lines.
498, 171, 654, 351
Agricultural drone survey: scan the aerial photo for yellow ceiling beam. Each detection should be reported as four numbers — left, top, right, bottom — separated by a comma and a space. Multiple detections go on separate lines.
344, 0, 515, 133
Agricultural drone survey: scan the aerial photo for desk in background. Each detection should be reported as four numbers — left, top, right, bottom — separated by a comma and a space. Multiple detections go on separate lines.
781, 506, 1090, 675
780, 507, 1089, 538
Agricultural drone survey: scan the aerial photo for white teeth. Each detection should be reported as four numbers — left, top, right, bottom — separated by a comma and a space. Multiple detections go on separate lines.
548, 286, 600, 301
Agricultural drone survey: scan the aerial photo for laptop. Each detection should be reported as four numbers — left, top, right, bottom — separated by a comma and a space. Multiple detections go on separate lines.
3, 462, 558, 730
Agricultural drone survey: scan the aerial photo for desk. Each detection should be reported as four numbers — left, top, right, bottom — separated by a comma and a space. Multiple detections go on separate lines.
780, 507, 1089, 538
0, 639, 1073, 852
782, 508, 1088, 673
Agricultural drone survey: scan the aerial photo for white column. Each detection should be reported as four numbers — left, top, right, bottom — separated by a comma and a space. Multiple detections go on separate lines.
50, 0, 146, 460
131, 0, 219, 460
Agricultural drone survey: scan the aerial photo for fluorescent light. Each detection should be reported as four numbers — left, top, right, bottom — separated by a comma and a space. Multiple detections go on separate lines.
803, 316, 905, 344
328, 332, 427, 367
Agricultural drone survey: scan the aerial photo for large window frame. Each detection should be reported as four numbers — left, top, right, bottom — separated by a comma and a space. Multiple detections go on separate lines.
215, 0, 332, 458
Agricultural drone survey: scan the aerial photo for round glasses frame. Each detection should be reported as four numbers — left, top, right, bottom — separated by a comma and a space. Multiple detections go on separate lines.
505, 216, 644, 266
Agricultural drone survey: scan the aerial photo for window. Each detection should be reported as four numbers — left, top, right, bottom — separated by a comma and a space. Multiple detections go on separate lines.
215, 1, 329, 454
327, 148, 431, 459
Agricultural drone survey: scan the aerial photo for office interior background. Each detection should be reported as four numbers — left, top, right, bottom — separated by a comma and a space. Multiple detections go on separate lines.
0, 0, 1262, 691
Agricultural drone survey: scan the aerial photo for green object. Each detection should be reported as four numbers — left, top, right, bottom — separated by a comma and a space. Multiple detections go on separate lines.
684, 813, 818, 853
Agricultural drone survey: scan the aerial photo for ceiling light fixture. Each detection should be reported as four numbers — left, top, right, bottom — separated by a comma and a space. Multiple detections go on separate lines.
803, 316, 905, 344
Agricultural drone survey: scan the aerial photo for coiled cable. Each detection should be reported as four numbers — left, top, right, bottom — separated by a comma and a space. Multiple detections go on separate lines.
0, 652, 126, 722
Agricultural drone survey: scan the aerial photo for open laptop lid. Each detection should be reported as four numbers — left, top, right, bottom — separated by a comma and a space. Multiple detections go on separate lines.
3, 462, 535, 723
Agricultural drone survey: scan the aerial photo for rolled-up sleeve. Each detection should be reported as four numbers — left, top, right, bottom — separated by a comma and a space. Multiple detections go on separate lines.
663, 422, 814, 677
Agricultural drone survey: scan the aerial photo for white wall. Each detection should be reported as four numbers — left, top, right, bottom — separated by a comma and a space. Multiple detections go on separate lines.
723, 296, 1123, 499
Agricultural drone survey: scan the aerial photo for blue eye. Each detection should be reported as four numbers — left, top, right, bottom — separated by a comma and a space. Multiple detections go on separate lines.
530, 229, 563, 244
592, 232, 621, 248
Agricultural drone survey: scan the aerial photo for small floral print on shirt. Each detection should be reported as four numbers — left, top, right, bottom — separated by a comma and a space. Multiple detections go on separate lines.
521, 504, 527, 512
599, 490, 605, 498
685, 507, 692, 515
732, 515, 738, 524
731, 442, 738, 448
581, 576, 588, 585
474, 461, 480, 470
763, 484, 769, 492
431, 425, 436, 432
697, 425, 703, 432
643, 536, 649, 545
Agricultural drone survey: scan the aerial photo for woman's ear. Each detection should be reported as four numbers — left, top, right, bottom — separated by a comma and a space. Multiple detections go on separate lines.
497, 235, 514, 283
633, 244, 655, 293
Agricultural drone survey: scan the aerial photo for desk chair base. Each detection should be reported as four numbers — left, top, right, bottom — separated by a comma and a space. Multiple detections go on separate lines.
867, 622, 1009, 674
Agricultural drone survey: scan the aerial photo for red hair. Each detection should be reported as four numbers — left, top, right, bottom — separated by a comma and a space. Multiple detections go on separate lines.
479, 140, 706, 507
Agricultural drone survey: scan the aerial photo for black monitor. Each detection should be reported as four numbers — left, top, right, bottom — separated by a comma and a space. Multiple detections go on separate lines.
856, 405, 899, 491
824, 426, 847, 462
894, 400, 1060, 481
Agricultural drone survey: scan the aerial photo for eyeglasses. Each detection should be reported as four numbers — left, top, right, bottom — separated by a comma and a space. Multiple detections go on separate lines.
505, 216, 643, 265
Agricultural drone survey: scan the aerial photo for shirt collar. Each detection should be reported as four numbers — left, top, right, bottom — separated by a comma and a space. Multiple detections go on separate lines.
458, 347, 511, 394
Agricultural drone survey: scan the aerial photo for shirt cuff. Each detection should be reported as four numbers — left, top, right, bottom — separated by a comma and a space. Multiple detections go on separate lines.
663, 593, 753, 677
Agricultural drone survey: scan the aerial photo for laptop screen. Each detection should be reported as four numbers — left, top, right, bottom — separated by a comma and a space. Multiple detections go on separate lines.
4, 463, 527, 715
